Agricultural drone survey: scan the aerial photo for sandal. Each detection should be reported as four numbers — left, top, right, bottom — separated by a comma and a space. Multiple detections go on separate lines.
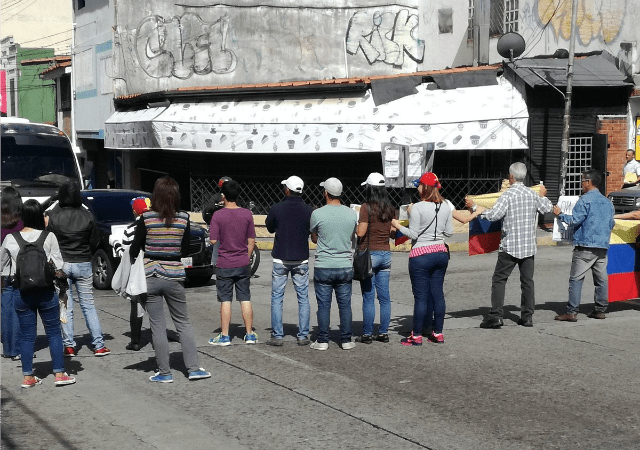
21, 376, 42, 388
54, 372, 76, 386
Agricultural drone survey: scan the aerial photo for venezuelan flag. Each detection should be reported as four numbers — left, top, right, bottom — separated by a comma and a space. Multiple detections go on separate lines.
607, 219, 640, 302
394, 219, 410, 246
467, 182, 543, 256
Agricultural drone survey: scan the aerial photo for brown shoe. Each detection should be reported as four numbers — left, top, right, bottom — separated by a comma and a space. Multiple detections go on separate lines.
554, 313, 577, 322
587, 311, 606, 319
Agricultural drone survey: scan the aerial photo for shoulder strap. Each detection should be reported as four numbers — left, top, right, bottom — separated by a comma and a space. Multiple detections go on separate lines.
35, 230, 49, 247
11, 231, 27, 250
416, 203, 439, 238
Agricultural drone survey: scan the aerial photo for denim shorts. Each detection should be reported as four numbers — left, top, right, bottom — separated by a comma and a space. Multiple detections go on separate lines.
216, 265, 251, 302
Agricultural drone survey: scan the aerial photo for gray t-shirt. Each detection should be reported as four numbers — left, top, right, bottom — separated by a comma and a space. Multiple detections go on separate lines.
310, 204, 358, 269
398, 201, 453, 249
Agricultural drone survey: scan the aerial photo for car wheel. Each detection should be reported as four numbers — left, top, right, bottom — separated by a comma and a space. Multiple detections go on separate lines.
92, 249, 114, 290
250, 247, 260, 277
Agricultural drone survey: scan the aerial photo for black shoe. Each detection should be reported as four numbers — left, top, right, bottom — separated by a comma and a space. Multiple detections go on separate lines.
126, 342, 141, 351
517, 318, 533, 327
587, 310, 606, 319
479, 318, 504, 329
355, 335, 373, 344
374, 333, 390, 343
265, 337, 284, 347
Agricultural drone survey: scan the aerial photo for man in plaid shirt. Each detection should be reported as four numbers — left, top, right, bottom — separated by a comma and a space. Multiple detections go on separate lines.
466, 162, 552, 328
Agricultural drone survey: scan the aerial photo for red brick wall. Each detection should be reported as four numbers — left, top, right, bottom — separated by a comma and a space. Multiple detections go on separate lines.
597, 116, 628, 194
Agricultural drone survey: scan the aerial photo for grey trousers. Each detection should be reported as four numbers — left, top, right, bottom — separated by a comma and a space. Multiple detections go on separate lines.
144, 276, 200, 375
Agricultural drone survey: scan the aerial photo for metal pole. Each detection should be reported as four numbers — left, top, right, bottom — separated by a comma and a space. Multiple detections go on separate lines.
558, 0, 579, 197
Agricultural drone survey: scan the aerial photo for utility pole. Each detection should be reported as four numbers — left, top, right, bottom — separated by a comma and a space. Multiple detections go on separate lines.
558, 0, 579, 197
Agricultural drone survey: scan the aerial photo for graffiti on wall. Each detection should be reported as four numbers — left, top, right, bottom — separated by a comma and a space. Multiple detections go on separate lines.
134, 12, 236, 79
537, 0, 625, 44
346, 9, 424, 67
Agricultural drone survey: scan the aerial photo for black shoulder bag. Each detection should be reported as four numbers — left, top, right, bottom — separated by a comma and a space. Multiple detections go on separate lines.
353, 204, 374, 281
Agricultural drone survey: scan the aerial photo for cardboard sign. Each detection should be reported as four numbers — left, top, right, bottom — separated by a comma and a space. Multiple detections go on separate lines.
552, 196, 580, 242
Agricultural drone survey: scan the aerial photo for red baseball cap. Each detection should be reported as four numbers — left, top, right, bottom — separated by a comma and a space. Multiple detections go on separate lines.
131, 197, 151, 215
412, 172, 441, 189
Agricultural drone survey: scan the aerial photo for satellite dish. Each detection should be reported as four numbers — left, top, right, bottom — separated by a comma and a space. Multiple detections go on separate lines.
497, 32, 526, 60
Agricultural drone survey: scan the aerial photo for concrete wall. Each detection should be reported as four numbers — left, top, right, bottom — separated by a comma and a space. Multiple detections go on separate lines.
73, 0, 115, 137
17, 48, 56, 124
487, 0, 638, 75
0, 0, 72, 56
113, 0, 423, 96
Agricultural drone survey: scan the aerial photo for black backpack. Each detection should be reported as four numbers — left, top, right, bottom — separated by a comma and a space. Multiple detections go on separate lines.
12, 231, 55, 294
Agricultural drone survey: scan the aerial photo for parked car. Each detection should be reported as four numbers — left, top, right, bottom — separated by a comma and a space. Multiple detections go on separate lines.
608, 185, 640, 214
78, 189, 215, 289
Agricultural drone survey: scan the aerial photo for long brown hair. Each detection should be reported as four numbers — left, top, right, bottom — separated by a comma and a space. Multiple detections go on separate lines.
151, 176, 181, 225
419, 184, 444, 203
1, 186, 23, 228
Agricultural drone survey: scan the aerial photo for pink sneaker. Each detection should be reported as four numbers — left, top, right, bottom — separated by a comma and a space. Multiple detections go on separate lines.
428, 332, 444, 344
400, 332, 422, 346
54, 372, 76, 386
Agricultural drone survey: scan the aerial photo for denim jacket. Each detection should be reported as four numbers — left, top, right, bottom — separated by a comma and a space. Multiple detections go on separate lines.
558, 189, 615, 249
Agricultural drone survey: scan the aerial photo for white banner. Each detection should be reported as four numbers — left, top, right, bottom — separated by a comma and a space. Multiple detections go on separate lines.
552, 196, 580, 242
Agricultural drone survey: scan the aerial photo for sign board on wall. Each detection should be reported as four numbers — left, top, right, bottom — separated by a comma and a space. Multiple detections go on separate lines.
381, 143, 406, 188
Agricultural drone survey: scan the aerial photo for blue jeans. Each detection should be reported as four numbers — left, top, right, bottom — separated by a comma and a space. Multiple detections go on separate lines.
271, 262, 310, 339
1, 282, 22, 357
14, 289, 65, 375
314, 267, 353, 344
61, 262, 105, 350
567, 247, 608, 314
408, 252, 448, 334
359, 251, 391, 335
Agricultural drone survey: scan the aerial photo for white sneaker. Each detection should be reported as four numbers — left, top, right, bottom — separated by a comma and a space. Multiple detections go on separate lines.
341, 341, 356, 350
310, 341, 328, 351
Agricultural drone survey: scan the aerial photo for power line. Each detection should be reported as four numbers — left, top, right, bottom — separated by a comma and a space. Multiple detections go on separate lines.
1, 0, 38, 23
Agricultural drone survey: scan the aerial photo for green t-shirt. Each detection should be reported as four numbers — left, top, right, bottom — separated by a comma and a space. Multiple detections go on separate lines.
310, 204, 358, 269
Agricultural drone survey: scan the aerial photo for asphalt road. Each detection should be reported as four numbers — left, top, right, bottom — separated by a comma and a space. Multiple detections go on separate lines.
2, 245, 640, 449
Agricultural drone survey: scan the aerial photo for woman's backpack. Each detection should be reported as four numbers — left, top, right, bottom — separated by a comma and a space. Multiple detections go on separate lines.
12, 231, 55, 294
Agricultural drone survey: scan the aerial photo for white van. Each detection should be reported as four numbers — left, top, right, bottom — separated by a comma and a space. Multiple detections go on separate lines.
1, 118, 83, 203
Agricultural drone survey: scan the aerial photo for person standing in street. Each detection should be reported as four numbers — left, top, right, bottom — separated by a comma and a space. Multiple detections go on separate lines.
208, 179, 258, 346
622, 149, 640, 187
466, 162, 552, 328
553, 169, 615, 321
46, 181, 110, 356
355, 172, 396, 344
265, 176, 313, 346
129, 176, 210, 383
391, 172, 453, 345
1, 187, 24, 360
309, 177, 358, 351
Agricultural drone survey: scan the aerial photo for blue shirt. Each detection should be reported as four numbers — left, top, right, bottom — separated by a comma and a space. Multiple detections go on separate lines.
559, 189, 615, 249
265, 196, 313, 262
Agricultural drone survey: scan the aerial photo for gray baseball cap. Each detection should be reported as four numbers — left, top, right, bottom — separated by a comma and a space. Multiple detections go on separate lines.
320, 177, 343, 196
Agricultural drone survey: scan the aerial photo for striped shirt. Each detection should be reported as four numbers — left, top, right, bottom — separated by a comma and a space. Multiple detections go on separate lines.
130, 211, 190, 281
480, 182, 552, 259
113, 219, 138, 258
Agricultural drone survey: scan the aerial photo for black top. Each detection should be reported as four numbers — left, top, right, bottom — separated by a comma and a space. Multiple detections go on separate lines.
265, 196, 313, 261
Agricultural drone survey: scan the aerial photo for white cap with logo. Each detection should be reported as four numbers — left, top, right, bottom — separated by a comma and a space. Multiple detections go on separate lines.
320, 177, 343, 196
361, 172, 386, 186
281, 175, 304, 193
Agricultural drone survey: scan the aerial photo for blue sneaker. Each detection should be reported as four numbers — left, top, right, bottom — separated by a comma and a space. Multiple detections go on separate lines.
149, 372, 173, 383
188, 368, 211, 380
209, 333, 231, 346
243, 332, 258, 344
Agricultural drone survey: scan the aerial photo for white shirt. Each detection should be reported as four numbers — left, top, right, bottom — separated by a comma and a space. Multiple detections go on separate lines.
623, 159, 640, 177
1, 229, 64, 276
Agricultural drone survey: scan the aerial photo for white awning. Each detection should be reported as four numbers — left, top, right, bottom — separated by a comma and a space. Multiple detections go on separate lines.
105, 77, 528, 153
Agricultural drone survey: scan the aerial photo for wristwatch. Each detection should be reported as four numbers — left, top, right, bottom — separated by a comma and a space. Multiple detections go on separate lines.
471, 205, 477, 213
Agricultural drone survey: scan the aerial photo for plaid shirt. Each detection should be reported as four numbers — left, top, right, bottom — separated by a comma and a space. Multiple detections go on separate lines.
480, 183, 552, 259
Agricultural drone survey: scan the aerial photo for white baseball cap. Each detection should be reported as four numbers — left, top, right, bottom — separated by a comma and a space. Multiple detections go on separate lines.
320, 177, 343, 196
281, 175, 304, 193
361, 172, 386, 186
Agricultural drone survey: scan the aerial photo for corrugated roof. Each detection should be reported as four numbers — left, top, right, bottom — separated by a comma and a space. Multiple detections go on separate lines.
115, 64, 501, 101
40, 61, 71, 76
20, 55, 71, 66
506, 54, 631, 88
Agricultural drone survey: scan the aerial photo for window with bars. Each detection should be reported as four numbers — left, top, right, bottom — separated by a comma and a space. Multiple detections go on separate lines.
468, 0, 474, 40
565, 134, 592, 196
504, 0, 519, 32
490, 0, 519, 36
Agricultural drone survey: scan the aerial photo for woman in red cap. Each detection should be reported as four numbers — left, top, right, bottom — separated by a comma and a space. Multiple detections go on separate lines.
391, 172, 453, 345
112, 197, 151, 351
